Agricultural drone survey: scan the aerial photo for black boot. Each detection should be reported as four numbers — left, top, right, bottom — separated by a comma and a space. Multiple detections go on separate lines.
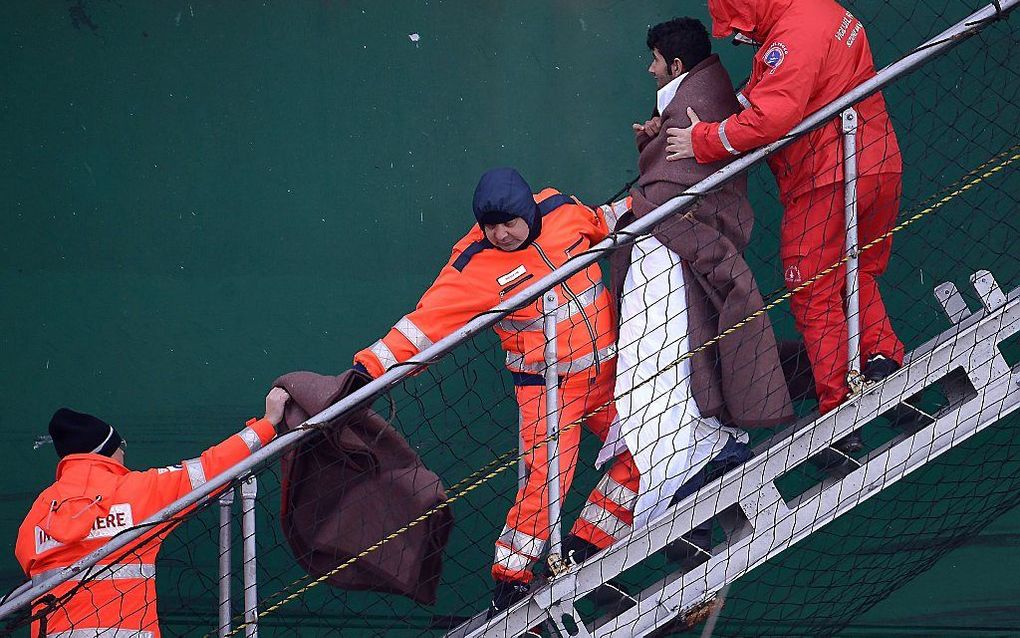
561, 534, 601, 567
488, 579, 530, 618
863, 354, 901, 382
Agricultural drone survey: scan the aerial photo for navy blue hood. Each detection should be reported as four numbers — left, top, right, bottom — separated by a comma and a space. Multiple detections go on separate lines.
472, 168, 541, 250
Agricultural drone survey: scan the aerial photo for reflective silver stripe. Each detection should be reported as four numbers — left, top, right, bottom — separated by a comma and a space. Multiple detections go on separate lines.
506, 343, 617, 375
369, 339, 398, 371
494, 544, 534, 572
183, 458, 207, 489
736, 91, 751, 109
236, 427, 263, 454
48, 630, 154, 638
393, 316, 434, 352
597, 475, 638, 510
718, 118, 740, 156
34, 563, 155, 586
497, 526, 544, 558
497, 282, 606, 333
578, 500, 632, 542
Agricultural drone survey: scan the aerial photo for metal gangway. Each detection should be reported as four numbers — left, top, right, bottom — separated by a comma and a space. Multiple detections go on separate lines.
0, 1, 1016, 636
448, 269, 1020, 638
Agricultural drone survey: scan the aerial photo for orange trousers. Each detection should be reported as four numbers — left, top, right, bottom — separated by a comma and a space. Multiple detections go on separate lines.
493, 359, 641, 583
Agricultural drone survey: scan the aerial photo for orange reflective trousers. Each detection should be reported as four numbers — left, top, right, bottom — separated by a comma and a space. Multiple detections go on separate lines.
493, 359, 641, 583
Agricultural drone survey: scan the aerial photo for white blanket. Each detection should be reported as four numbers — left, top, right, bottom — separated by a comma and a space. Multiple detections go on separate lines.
598, 236, 746, 529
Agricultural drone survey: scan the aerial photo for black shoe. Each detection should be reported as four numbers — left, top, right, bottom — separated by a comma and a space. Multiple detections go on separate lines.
488, 579, 530, 618
562, 534, 601, 567
863, 354, 900, 383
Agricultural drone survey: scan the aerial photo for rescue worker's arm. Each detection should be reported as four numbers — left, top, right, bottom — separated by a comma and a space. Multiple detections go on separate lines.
353, 258, 500, 378
140, 388, 289, 506
691, 33, 825, 163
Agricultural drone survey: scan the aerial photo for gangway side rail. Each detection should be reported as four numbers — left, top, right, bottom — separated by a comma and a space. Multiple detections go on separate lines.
448, 275, 1020, 638
0, 0, 1014, 623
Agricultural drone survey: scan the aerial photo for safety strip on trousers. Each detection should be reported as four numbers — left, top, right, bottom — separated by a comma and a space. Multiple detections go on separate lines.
577, 475, 638, 541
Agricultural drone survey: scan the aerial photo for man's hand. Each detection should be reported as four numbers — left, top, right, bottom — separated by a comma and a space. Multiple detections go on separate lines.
264, 387, 291, 427
665, 107, 701, 161
632, 116, 663, 138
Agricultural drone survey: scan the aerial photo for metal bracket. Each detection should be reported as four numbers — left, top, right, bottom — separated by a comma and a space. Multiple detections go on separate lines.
840, 107, 858, 134
971, 269, 1007, 312
934, 282, 970, 324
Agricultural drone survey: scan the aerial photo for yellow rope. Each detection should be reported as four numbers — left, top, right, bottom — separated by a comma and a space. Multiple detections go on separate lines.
213, 143, 1020, 637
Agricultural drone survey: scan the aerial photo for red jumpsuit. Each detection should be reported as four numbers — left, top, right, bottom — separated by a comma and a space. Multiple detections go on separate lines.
16, 418, 277, 638
693, 0, 905, 412
355, 190, 640, 584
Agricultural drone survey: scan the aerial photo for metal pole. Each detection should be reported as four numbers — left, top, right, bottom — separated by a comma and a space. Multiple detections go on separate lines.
240, 475, 258, 638
518, 430, 527, 491
2, 0, 1013, 619
842, 107, 864, 393
542, 291, 563, 565
217, 488, 235, 638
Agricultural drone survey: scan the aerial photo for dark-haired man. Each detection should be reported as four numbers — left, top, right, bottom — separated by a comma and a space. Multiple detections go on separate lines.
600, 17, 792, 537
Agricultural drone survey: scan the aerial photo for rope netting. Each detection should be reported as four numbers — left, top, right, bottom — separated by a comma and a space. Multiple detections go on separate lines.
4, 1, 1018, 637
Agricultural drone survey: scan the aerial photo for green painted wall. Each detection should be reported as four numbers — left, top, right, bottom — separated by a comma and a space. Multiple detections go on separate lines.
2, 1, 1017, 635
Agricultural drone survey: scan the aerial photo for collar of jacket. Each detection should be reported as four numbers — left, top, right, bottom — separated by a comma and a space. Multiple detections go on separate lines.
55, 453, 129, 480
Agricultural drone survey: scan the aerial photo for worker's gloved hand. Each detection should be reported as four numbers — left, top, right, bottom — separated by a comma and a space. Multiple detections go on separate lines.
264, 387, 291, 427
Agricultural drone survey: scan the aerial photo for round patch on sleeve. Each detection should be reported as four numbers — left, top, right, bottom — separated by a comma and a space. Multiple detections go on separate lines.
763, 42, 788, 73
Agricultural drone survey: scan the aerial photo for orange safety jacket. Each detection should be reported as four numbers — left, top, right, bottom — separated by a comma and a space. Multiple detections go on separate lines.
355, 189, 626, 380
15, 417, 277, 638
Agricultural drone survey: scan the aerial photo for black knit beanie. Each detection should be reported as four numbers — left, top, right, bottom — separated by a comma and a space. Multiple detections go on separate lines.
48, 408, 123, 458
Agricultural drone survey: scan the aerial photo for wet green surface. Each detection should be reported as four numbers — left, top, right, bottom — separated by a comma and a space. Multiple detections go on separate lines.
2, 1, 1018, 635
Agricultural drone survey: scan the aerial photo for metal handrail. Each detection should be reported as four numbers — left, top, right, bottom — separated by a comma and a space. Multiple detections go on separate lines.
1, 0, 1014, 621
